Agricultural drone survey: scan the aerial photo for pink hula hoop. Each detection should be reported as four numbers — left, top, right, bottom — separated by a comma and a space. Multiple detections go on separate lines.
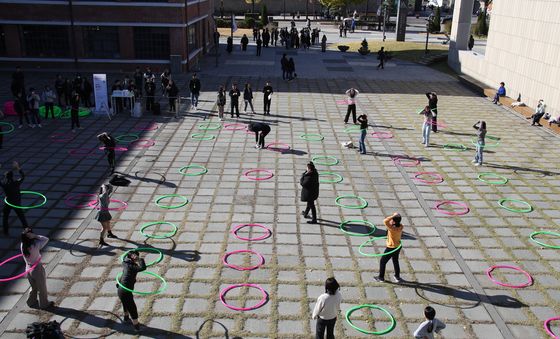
69, 148, 96, 157
244, 169, 274, 181
371, 131, 394, 139
64, 193, 98, 209
134, 123, 159, 131
392, 157, 420, 167
88, 199, 128, 211
266, 142, 291, 152
336, 99, 349, 105
99, 146, 128, 152
434, 201, 470, 215
128, 139, 155, 148
413, 172, 444, 184
222, 250, 265, 270
544, 317, 560, 338
224, 123, 247, 131
220, 283, 268, 311
428, 120, 448, 128
486, 265, 533, 288
0, 254, 40, 282
231, 224, 272, 241
49, 133, 74, 143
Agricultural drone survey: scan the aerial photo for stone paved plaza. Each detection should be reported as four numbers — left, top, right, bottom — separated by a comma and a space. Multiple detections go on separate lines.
0, 38, 559, 339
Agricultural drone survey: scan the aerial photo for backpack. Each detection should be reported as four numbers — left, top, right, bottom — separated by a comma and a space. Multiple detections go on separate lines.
26, 321, 64, 339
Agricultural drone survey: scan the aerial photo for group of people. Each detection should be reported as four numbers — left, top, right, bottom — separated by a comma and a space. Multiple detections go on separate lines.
280, 53, 297, 81
216, 81, 274, 120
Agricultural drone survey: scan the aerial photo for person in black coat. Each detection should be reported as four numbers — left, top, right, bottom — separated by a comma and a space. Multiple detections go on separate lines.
98, 132, 117, 174
145, 79, 156, 111
166, 80, 179, 113
247, 122, 271, 149
240, 34, 249, 51
426, 92, 438, 132
1, 161, 29, 235
300, 162, 319, 224
229, 83, 241, 118
189, 73, 201, 110
117, 250, 146, 332
262, 82, 273, 115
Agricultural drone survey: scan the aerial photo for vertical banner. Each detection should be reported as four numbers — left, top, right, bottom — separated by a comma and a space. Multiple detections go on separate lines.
93, 74, 109, 115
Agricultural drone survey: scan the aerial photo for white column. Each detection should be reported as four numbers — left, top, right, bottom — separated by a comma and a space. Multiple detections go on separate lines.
448, 0, 474, 65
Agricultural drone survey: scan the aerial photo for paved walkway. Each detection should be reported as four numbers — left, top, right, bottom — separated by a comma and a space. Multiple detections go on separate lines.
0, 38, 559, 339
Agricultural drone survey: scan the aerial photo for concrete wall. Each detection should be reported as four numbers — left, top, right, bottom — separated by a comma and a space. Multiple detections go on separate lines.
215, 0, 383, 15
449, 0, 560, 116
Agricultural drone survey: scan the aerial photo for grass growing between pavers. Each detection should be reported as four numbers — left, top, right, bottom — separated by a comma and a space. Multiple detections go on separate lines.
330, 40, 448, 63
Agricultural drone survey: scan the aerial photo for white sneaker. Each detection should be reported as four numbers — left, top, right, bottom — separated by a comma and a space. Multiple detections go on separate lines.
471, 160, 477, 163
393, 276, 404, 283
474, 163, 480, 166
37, 124, 42, 128
255, 144, 260, 149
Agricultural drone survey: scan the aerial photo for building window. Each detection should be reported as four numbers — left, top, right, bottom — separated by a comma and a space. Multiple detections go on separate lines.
0, 26, 6, 56
82, 26, 120, 59
134, 27, 169, 59
22, 25, 70, 58
187, 23, 200, 54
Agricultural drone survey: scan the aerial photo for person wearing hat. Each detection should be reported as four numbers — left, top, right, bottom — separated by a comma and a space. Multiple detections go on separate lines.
117, 250, 146, 332
300, 162, 319, 224
96, 183, 117, 247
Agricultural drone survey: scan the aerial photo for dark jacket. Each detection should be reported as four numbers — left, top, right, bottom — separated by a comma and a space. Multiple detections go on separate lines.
262, 85, 273, 100
118, 257, 147, 290
426, 93, 438, 111
300, 170, 319, 202
189, 78, 201, 94
167, 83, 179, 98
229, 88, 240, 102
0, 170, 24, 204
243, 88, 253, 100
217, 91, 226, 106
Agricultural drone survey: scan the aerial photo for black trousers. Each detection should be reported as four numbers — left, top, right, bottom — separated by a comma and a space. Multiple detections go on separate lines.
378, 247, 401, 279
44, 103, 55, 119
71, 110, 80, 129
304, 200, 317, 220
18, 110, 30, 126
117, 288, 139, 319
316, 317, 336, 339
258, 131, 269, 148
377, 59, 384, 69
56, 90, 65, 106
532, 113, 545, 125
168, 98, 176, 112
345, 104, 357, 123
107, 150, 116, 172
431, 109, 438, 132
231, 101, 239, 117
146, 96, 154, 111
3, 203, 29, 234
263, 99, 271, 114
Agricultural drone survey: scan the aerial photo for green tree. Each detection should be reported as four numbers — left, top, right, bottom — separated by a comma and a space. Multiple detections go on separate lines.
261, 4, 268, 26
430, 6, 441, 32
319, 0, 366, 15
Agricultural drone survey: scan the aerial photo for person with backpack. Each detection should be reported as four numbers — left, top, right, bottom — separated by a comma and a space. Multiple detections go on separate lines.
312, 277, 342, 339
216, 86, 226, 121
26, 88, 42, 128
414, 306, 446, 339
117, 250, 146, 332
21, 228, 54, 309
300, 161, 320, 224
374, 212, 404, 283
189, 73, 201, 111
42, 85, 56, 119
1, 161, 29, 235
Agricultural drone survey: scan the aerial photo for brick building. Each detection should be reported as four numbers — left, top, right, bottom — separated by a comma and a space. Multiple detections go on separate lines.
0, 0, 216, 72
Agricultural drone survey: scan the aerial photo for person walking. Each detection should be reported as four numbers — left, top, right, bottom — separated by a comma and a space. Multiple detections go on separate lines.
281, 54, 289, 80
344, 88, 359, 124
300, 161, 319, 224
426, 92, 438, 132
248, 122, 271, 149
98, 132, 117, 174
240, 34, 249, 51
1, 162, 29, 236
339, 23, 343, 37
117, 250, 146, 332
229, 83, 240, 118
472, 120, 486, 167
413, 306, 446, 339
216, 86, 226, 121
54, 74, 65, 107
70, 91, 81, 132
377, 47, 386, 69
243, 83, 256, 114
419, 105, 434, 147
189, 73, 201, 111
21, 228, 54, 309
42, 85, 56, 119
95, 183, 117, 247
287, 58, 296, 80
357, 113, 368, 154
312, 277, 342, 339
321, 34, 327, 52
256, 36, 262, 56
166, 80, 179, 114
262, 82, 273, 115
14, 92, 30, 128
374, 212, 404, 283
26, 88, 42, 128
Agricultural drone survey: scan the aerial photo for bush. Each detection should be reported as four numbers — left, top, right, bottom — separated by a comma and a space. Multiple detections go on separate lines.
261, 4, 268, 26
429, 7, 441, 32
473, 11, 488, 36
215, 18, 231, 28
245, 17, 256, 28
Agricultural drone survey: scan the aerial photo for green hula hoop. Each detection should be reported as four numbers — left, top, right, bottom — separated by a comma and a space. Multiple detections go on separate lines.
120, 248, 164, 267
198, 122, 222, 130
345, 304, 396, 335
140, 222, 178, 239
191, 133, 216, 140
319, 172, 343, 183
116, 271, 167, 295
498, 198, 533, 213
312, 156, 340, 166
300, 133, 324, 141
0, 122, 15, 134
478, 172, 508, 185
179, 164, 208, 176
335, 195, 368, 209
339, 220, 376, 237
530, 231, 560, 249
115, 134, 139, 143
443, 143, 467, 151
358, 237, 402, 257
4, 191, 47, 209
154, 194, 189, 209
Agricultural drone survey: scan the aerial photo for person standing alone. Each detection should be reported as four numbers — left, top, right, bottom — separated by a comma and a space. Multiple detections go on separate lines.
374, 213, 404, 283
300, 162, 319, 224
216, 86, 226, 121
344, 88, 359, 124
189, 73, 201, 111
377, 47, 386, 70
262, 82, 273, 115
312, 277, 342, 339
426, 92, 438, 132
229, 83, 240, 118
117, 250, 146, 332
21, 228, 54, 309
1, 162, 29, 236
357, 113, 368, 154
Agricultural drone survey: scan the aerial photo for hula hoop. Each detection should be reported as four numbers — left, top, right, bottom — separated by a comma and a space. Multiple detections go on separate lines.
335, 195, 368, 209
359, 237, 402, 257
140, 222, 178, 239
434, 201, 470, 216
98, 146, 128, 152
116, 271, 167, 295
471, 136, 499, 148
530, 231, 560, 249
119, 248, 163, 267
370, 131, 393, 139
219, 283, 268, 311
266, 142, 291, 152
544, 317, 560, 338
222, 249, 265, 270
300, 133, 324, 141
49, 132, 73, 142
191, 133, 216, 140
0, 122, 15, 135
336, 99, 349, 105
312, 155, 339, 166
478, 173, 508, 185
154, 194, 189, 209
345, 304, 396, 335
486, 265, 533, 288
392, 157, 420, 167
498, 198, 533, 213
179, 165, 208, 176
244, 169, 274, 181
64, 193, 97, 209
198, 122, 222, 130
115, 134, 139, 143
68, 148, 96, 157
4, 191, 47, 209
224, 123, 246, 131
231, 224, 272, 241
128, 139, 155, 149
428, 119, 448, 128
134, 123, 159, 131
319, 171, 343, 183
339, 220, 376, 236
88, 199, 128, 211
443, 143, 468, 151
0, 254, 40, 282
413, 172, 444, 184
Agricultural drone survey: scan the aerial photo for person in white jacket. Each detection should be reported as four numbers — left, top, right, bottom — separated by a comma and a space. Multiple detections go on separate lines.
414, 306, 446, 339
312, 277, 342, 339
21, 228, 54, 309
41, 85, 57, 119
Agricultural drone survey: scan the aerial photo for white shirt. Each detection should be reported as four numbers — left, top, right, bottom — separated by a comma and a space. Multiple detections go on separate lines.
345, 89, 359, 105
413, 319, 446, 339
21, 235, 48, 269
312, 291, 342, 320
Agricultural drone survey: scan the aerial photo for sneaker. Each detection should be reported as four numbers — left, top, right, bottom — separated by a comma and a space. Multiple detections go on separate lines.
133, 324, 141, 333
255, 145, 261, 149
307, 220, 317, 224
107, 232, 118, 239
123, 315, 131, 323
471, 160, 477, 163
393, 276, 404, 283
373, 276, 385, 283
39, 301, 55, 310
474, 163, 481, 166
